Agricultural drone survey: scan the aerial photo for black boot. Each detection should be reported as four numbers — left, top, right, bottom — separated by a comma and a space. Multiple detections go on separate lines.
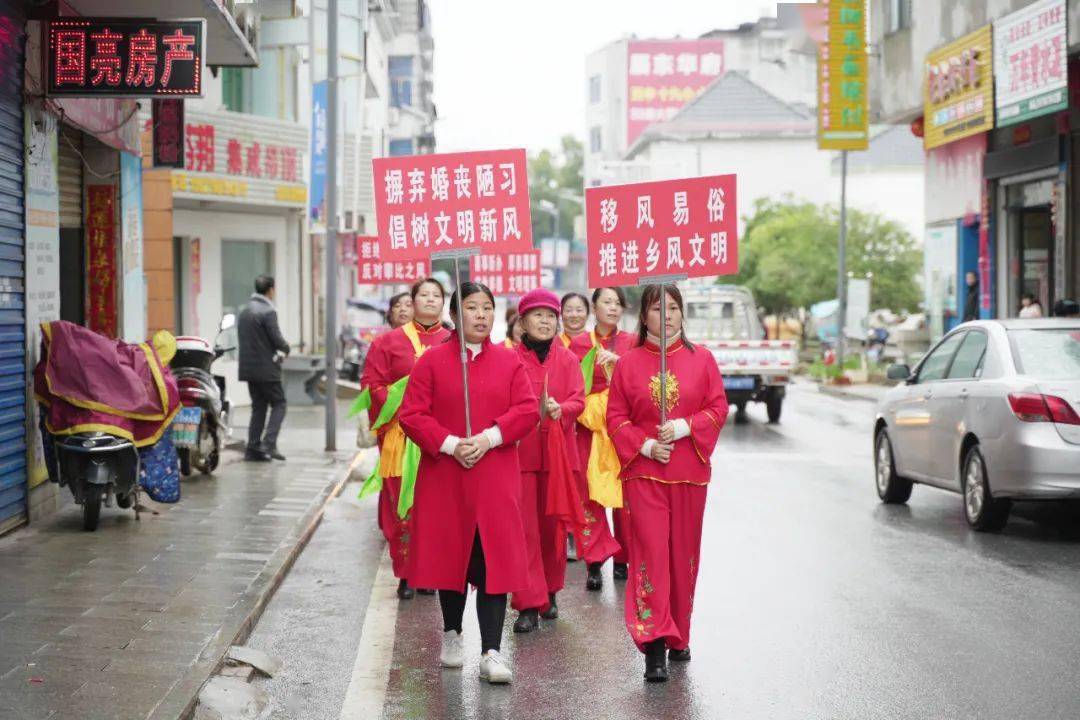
644, 640, 669, 682
586, 563, 603, 591
612, 562, 628, 581
668, 647, 691, 663
396, 579, 414, 600
513, 608, 539, 633
540, 593, 558, 620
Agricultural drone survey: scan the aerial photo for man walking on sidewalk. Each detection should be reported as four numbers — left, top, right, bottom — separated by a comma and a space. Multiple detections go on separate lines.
238, 275, 291, 462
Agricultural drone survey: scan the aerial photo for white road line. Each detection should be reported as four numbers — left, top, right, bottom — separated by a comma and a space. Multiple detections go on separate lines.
339, 551, 399, 720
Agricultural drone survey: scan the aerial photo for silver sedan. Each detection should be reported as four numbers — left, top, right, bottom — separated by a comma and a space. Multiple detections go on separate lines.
874, 319, 1080, 531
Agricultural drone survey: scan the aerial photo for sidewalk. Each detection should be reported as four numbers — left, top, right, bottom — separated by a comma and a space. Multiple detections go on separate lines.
816, 381, 891, 404
0, 404, 358, 720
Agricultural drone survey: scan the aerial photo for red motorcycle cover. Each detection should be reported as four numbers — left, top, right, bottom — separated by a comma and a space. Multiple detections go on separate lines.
33, 321, 181, 447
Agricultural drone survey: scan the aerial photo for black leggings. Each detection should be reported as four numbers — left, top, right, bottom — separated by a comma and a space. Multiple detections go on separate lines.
438, 532, 507, 653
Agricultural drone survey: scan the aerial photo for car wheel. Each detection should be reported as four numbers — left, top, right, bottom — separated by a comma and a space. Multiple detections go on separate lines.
962, 445, 1010, 532
875, 429, 912, 504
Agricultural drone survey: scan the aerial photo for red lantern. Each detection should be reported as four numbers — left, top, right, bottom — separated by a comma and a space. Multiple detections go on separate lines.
910, 116, 925, 138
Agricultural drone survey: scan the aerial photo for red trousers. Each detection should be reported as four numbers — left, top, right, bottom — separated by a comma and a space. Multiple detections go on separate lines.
512, 471, 567, 611
613, 507, 631, 564
377, 476, 412, 580
622, 479, 707, 653
573, 469, 622, 565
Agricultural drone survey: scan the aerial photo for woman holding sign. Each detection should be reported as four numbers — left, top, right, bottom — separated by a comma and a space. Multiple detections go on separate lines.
569, 287, 635, 591
399, 281, 539, 684
359, 278, 450, 600
510, 289, 586, 633
607, 284, 728, 682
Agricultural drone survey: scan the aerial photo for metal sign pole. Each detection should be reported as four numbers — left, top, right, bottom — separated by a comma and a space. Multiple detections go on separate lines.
323, 0, 340, 452
659, 282, 668, 426
837, 149, 848, 370
446, 252, 476, 436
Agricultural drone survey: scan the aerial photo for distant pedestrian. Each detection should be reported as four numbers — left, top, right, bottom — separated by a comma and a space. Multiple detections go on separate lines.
238, 275, 291, 462
1019, 293, 1044, 319
387, 292, 414, 329
963, 271, 979, 322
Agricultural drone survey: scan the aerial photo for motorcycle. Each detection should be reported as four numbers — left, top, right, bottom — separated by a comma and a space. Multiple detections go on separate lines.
46, 431, 140, 532
171, 315, 235, 476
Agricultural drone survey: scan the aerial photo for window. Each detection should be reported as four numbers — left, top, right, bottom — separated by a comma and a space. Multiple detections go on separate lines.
389, 139, 414, 157
222, 68, 249, 113
886, 0, 911, 33
222, 241, 274, 317
389, 56, 414, 108
589, 126, 602, 153
588, 75, 602, 104
947, 331, 988, 379
1009, 329, 1080, 380
917, 332, 966, 383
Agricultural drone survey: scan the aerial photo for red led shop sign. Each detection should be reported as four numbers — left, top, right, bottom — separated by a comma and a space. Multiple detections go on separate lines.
46, 18, 205, 98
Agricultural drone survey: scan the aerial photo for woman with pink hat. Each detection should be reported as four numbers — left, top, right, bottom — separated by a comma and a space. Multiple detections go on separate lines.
510, 288, 586, 633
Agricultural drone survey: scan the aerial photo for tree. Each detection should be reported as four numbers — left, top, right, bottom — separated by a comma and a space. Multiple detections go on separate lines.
732, 197, 922, 325
528, 135, 584, 239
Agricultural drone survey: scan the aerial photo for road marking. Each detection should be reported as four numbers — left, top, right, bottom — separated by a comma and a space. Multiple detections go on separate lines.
339, 551, 398, 720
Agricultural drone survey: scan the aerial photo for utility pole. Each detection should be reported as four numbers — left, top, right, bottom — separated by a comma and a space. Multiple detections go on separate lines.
836, 150, 848, 369
324, 0, 339, 452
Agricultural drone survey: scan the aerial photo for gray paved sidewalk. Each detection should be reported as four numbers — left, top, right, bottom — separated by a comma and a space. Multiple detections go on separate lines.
816, 381, 891, 404
0, 405, 356, 720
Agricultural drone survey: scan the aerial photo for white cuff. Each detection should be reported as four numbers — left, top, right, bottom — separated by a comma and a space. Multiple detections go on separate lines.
483, 425, 503, 449
640, 439, 656, 458
440, 435, 461, 455
672, 418, 691, 441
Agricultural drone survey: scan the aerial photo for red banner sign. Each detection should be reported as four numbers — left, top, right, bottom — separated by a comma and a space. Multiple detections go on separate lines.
372, 149, 532, 262
470, 250, 541, 297
86, 185, 118, 337
585, 174, 738, 287
152, 98, 184, 168
46, 19, 204, 97
356, 235, 429, 285
627, 39, 725, 146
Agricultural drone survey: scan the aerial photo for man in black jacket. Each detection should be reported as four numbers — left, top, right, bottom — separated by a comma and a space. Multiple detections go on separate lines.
963, 271, 980, 322
238, 275, 291, 462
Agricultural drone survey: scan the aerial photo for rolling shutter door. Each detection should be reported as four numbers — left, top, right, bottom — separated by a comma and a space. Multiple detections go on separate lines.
58, 128, 82, 228
0, 0, 27, 534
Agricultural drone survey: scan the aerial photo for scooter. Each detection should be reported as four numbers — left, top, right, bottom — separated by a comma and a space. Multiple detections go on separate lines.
171, 316, 235, 476
45, 429, 140, 531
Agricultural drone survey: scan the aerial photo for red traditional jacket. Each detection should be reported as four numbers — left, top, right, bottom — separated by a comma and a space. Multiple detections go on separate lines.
607, 338, 729, 485
360, 321, 449, 431
568, 328, 636, 395
515, 341, 585, 473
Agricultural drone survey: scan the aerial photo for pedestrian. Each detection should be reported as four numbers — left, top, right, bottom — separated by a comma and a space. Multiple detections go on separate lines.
607, 284, 728, 682
360, 278, 450, 600
559, 292, 590, 348
963, 271, 979, 322
398, 281, 539, 684
237, 275, 291, 462
1019, 293, 1044, 318
510, 288, 585, 633
387, 292, 414, 330
503, 311, 523, 348
569, 287, 635, 591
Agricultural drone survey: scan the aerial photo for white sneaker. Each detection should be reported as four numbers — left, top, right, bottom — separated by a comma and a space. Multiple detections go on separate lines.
479, 650, 513, 684
440, 630, 464, 668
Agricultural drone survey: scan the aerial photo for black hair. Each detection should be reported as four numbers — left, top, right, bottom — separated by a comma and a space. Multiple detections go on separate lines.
561, 292, 591, 313
410, 277, 447, 300
592, 287, 627, 308
636, 284, 695, 351
449, 281, 495, 317
255, 275, 275, 295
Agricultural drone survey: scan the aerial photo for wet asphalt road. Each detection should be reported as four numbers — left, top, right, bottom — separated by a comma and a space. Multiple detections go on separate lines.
246, 381, 1080, 720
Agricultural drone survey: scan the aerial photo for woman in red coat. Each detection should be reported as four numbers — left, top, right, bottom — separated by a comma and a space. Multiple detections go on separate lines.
607, 284, 728, 682
558, 292, 590, 348
398, 282, 539, 685
510, 289, 585, 633
569, 287, 635, 591
359, 278, 450, 600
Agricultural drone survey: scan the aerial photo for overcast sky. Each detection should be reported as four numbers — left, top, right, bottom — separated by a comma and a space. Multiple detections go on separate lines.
426, 1, 799, 155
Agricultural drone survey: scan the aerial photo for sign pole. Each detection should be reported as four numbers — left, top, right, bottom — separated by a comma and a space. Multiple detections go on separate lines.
324, 0, 340, 452
452, 255, 473, 436
659, 283, 668, 426
837, 149, 848, 370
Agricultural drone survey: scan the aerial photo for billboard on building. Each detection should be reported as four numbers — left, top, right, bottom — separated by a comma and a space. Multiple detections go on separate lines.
994, 0, 1067, 127
817, 0, 869, 151
626, 39, 725, 147
924, 25, 994, 150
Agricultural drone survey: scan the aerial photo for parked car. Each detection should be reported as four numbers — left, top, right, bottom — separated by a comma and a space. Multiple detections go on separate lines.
873, 319, 1080, 531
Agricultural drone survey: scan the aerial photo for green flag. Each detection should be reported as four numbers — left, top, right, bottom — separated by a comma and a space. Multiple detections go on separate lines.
347, 387, 372, 419
580, 345, 598, 395
357, 459, 383, 500
396, 439, 421, 519
372, 376, 409, 431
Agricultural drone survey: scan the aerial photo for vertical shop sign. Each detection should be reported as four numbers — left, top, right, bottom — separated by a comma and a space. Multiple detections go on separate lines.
310, 81, 328, 229
120, 153, 144, 342
86, 185, 117, 337
152, 98, 184, 168
979, 181, 992, 314
817, 0, 869, 150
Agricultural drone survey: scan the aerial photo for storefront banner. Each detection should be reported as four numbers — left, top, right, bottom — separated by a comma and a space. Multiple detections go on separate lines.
373, 148, 533, 263
817, 0, 870, 151
121, 153, 145, 342
356, 235, 429, 285
24, 108, 61, 489
994, 0, 1067, 127
86, 185, 118, 338
924, 25, 994, 149
585, 174, 738, 287
470, 251, 541, 297
626, 39, 725, 147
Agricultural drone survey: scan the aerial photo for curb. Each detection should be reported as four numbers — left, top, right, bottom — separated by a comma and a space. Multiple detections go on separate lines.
150, 454, 354, 720
816, 383, 880, 404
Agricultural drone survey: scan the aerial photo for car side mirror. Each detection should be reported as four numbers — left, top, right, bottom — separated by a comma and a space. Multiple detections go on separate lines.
886, 364, 911, 382
220, 314, 237, 331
